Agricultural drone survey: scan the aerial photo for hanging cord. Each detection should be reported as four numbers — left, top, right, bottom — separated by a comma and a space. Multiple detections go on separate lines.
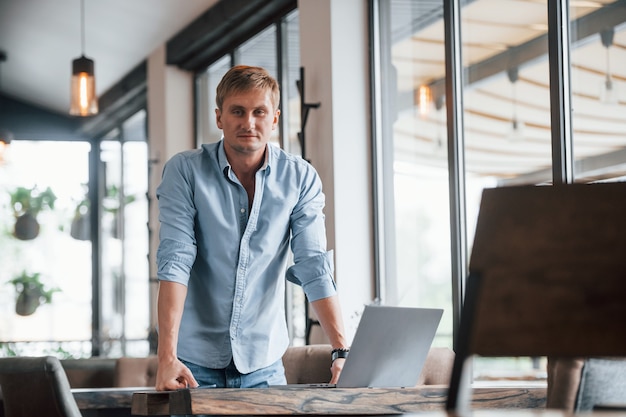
600, 28, 614, 87
507, 67, 520, 130
80, 0, 86, 56
0, 51, 6, 89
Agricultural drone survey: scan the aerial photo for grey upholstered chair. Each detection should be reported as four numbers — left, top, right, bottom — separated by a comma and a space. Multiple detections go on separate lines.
547, 357, 626, 411
0, 356, 82, 417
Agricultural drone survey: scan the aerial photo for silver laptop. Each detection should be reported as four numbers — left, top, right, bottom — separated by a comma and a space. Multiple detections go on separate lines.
281, 305, 443, 388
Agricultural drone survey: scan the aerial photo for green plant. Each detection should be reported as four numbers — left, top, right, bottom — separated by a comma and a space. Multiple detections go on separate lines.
0, 342, 18, 357
10, 185, 57, 217
103, 184, 135, 214
8, 271, 61, 316
8, 186, 57, 240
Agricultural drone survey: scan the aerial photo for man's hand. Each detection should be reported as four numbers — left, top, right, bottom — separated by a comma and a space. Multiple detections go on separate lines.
155, 357, 199, 391
329, 357, 346, 384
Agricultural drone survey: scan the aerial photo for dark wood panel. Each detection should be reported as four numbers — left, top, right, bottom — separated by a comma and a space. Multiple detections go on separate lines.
468, 183, 626, 357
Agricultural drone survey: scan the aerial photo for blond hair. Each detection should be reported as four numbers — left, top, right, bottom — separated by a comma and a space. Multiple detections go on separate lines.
215, 65, 280, 111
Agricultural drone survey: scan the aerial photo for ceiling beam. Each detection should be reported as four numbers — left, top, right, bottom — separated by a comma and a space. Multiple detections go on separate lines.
425, 0, 626, 101
167, 0, 297, 71
499, 147, 626, 186
0, 93, 84, 141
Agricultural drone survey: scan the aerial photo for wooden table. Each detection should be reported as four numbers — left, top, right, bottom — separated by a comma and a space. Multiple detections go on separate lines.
131, 385, 547, 415
413, 412, 626, 417
72, 387, 154, 417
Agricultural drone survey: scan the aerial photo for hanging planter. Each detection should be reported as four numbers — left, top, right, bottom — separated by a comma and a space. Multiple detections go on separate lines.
8, 271, 60, 316
9, 186, 57, 240
70, 196, 90, 241
103, 185, 136, 239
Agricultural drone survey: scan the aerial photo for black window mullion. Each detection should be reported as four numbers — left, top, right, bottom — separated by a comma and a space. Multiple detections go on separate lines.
444, 0, 468, 350
547, 0, 575, 185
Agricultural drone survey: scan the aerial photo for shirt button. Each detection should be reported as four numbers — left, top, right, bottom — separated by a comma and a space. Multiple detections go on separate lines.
240, 208, 245, 213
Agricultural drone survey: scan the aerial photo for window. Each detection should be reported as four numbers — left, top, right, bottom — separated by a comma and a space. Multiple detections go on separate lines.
99, 110, 150, 357
570, 2, 626, 182
0, 141, 93, 357
0, 110, 149, 358
373, 0, 453, 350
372, 0, 626, 380
196, 56, 231, 146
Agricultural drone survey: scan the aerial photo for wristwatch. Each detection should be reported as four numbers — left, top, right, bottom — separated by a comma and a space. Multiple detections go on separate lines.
331, 347, 350, 362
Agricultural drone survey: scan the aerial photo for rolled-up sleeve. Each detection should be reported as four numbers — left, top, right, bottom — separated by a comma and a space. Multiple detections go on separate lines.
287, 163, 337, 301
286, 250, 336, 301
156, 153, 198, 286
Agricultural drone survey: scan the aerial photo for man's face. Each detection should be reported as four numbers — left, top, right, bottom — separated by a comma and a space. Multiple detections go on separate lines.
216, 88, 280, 156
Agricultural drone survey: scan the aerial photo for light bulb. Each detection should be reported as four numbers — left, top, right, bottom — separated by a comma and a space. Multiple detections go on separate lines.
507, 118, 526, 142
599, 75, 619, 105
417, 85, 433, 119
0, 141, 7, 163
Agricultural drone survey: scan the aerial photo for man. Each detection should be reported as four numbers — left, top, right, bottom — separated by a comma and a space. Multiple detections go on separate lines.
155, 65, 348, 390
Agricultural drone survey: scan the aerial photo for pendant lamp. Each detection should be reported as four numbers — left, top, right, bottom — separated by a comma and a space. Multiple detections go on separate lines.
0, 128, 12, 164
70, 0, 98, 116
599, 28, 618, 105
0, 50, 14, 163
507, 67, 525, 141
417, 84, 433, 119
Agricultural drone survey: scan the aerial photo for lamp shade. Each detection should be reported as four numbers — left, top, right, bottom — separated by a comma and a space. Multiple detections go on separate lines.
70, 55, 98, 116
0, 129, 12, 163
0, 128, 13, 145
417, 84, 433, 119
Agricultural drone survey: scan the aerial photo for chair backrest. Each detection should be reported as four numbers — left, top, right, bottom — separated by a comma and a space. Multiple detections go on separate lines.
0, 356, 82, 417
113, 356, 158, 387
446, 183, 626, 412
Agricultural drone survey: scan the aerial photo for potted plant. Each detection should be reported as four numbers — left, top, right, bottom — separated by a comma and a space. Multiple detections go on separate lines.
8, 271, 60, 316
69, 184, 137, 241
9, 185, 57, 240
70, 191, 90, 241
103, 184, 136, 239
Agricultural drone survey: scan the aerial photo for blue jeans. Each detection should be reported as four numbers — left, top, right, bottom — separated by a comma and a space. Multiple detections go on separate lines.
180, 357, 287, 388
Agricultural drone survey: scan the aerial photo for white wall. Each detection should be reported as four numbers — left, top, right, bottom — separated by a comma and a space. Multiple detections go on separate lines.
299, 0, 374, 340
146, 44, 195, 330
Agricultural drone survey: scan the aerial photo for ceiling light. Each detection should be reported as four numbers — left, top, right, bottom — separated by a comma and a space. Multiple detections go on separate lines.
0, 50, 14, 163
433, 95, 446, 154
0, 130, 12, 164
599, 28, 618, 106
507, 67, 525, 141
417, 84, 433, 119
70, 0, 98, 116
0, 126, 12, 151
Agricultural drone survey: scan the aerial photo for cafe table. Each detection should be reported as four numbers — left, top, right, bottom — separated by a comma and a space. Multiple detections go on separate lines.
131, 384, 548, 416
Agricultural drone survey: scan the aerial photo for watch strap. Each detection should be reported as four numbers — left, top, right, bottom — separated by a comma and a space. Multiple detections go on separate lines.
331, 348, 350, 362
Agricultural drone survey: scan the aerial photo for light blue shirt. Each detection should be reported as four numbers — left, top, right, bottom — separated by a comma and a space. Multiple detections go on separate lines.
156, 140, 336, 374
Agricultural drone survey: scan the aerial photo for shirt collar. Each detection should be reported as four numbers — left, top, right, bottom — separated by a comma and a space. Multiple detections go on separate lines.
217, 138, 272, 177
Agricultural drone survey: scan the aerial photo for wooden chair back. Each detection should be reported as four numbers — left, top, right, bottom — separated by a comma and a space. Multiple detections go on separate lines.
446, 183, 626, 411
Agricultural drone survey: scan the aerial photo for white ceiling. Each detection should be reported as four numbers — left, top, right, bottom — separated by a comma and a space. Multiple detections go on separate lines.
0, 0, 218, 115
389, 0, 626, 181
2, 0, 625, 182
